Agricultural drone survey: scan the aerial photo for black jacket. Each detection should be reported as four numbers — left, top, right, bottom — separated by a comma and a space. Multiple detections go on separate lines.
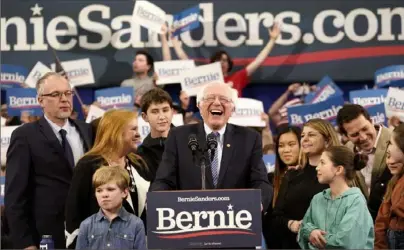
271, 165, 328, 249
5, 117, 92, 249
136, 124, 174, 181
150, 122, 273, 211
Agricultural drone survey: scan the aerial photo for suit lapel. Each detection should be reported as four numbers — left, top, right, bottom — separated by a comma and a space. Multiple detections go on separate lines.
39, 116, 72, 170
196, 123, 214, 188
371, 127, 390, 185
71, 119, 91, 151
39, 116, 65, 156
217, 124, 235, 188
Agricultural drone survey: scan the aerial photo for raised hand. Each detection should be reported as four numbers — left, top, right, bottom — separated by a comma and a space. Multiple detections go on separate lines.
269, 22, 281, 40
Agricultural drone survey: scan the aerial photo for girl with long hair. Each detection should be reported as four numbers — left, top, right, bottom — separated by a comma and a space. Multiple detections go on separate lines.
271, 119, 340, 248
375, 123, 404, 249
298, 146, 374, 249
65, 109, 151, 248
263, 125, 301, 248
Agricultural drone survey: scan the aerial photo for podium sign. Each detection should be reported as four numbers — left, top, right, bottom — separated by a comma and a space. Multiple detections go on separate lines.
147, 189, 262, 249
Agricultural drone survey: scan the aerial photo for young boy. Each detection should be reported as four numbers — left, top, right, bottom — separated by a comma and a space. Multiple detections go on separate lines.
75, 166, 146, 250
137, 88, 174, 181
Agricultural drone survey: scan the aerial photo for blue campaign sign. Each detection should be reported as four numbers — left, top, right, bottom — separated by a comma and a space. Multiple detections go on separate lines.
375, 65, 404, 88
147, 189, 262, 249
6, 88, 42, 116
304, 76, 343, 104
1, 64, 28, 89
366, 103, 387, 126
263, 154, 276, 173
349, 89, 388, 108
288, 95, 345, 126
94, 87, 134, 110
0, 176, 5, 205
172, 5, 200, 37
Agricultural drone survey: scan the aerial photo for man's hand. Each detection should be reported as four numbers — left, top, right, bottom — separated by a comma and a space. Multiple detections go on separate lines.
288, 220, 302, 233
269, 22, 281, 40
309, 229, 327, 249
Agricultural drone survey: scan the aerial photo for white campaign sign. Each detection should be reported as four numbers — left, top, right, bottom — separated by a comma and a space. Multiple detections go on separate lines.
172, 113, 184, 127
384, 88, 404, 122
25, 62, 52, 88
1, 126, 19, 166
50, 58, 95, 86
137, 116, 151, 143
132, 0, 166, 34
154, 60, 195, 85
229, 98, 266, 127
180, 62, 224, 97
85, 105, 106, 123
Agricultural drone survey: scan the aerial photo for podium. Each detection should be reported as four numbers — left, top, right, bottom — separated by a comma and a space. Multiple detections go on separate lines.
147, 189, 262, 249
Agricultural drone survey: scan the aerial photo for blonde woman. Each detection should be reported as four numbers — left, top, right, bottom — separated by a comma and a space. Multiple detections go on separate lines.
271, 119, 340, 248
65, 109, 151, 249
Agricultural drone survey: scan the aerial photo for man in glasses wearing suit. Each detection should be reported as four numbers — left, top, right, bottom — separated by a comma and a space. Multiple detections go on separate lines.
5, 72, 93, 249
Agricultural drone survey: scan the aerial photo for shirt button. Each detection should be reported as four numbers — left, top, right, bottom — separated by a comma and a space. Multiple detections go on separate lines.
124, 235, 127, 238
91, 235, 94, 239
107, 243, 110, 247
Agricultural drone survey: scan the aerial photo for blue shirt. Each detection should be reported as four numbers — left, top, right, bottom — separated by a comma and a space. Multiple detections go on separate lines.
76, 207, 146, 250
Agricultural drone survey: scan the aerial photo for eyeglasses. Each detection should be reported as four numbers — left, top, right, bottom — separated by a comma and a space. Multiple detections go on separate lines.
203, 95, 232, 104
41, 90, 74, 99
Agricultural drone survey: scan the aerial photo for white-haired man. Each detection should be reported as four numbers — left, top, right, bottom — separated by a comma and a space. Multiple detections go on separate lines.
151, 82, 272, 211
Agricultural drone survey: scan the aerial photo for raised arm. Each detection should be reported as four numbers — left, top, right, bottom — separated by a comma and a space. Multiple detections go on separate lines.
160, 24, 171, 61
268, 83, 301, 117
245, 23, 281, 76
170, 27, 189, 60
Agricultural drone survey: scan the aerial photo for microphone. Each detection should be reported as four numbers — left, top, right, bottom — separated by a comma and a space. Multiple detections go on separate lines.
206, 133, 218, 151
188, 134, 199, 154
207, 132, 218, 162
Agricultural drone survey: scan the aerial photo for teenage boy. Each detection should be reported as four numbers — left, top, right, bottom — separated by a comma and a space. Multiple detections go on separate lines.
75, 166, 146, 250
137, 88, 174, 181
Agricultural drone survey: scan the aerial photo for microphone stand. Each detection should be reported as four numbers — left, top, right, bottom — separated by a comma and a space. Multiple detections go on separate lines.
200, 153, 207, 190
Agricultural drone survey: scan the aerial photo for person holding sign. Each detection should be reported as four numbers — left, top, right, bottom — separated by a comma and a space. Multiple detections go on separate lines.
5, 72, 93, 249
337, 104, 392, 220
151, 82, 272, 210
169, 23, 281, 96
137, 88, 174, 181
121, 50, 156, 106
272, 119, 339, 249
375, 124, 404, 249
298, 146, 374, 249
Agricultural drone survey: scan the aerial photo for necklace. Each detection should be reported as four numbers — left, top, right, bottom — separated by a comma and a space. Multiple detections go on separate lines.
125, 159, 137, 193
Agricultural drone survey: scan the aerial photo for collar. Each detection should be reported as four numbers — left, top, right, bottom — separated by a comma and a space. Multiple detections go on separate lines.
44, 115, 72, 135
96, 206, 130, 222
203, 123, 226, 143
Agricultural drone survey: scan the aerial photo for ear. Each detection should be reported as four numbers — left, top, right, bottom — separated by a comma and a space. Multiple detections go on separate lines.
336, 165, 345, 176
122, 188, 129, 199
141, 112, 148, 122
37, 96, 44, 108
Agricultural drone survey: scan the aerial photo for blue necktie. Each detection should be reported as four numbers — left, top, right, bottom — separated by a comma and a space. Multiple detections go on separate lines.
60, 129, 75, 168
210, 132, 220, 187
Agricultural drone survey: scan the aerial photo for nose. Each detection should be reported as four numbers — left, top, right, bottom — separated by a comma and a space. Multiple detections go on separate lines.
283, 145, 292, 153
358, 131, 367, 141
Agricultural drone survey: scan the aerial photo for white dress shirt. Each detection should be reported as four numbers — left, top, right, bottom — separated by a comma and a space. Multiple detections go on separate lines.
45, 115, 85, 165
204, 123, 226, 173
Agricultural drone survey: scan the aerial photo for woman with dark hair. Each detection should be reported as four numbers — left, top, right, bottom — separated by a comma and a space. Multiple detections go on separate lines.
263, 125, 301, 248
375, 123, 404, 249
167, 23, 281, 96
298, 146, 374, 249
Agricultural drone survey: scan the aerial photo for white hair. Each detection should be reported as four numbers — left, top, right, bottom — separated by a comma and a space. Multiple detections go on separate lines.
196, 82, 238, 105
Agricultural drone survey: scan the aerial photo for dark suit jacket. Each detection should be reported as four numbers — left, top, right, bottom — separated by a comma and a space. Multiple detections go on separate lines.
150, 123, 272, 210
5, 116, 92, 249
